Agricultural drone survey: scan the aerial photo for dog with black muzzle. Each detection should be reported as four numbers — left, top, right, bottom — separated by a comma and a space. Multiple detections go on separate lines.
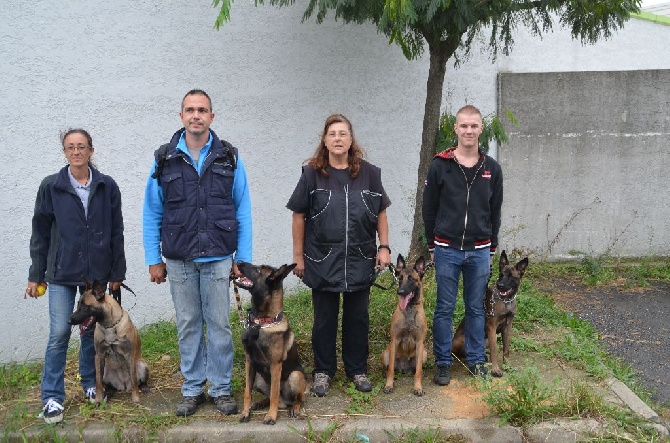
381, 254, 428, 396
452, 250, 528, 377
69, 279, 148, 404
234, 262, 306, 425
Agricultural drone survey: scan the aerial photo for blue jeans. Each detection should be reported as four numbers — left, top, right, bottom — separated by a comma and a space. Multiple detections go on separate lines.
166, 258, 233, 398
42, 283, 96, 404
433, 247, 490, 367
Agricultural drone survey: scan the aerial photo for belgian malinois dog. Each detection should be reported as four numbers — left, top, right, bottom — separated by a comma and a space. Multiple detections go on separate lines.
452, 250, 529, 377
381, 255, 428, 396
234, 262, 306, 425
69, 279, 149, 404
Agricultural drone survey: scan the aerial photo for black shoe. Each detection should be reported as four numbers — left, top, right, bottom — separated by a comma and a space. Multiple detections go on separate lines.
175, 393, 206, 416
352, 374, 372, 393
433, 364, 451, 386
212, 394, 238, 415
311, 372, 331, 397
468, 363, 488, 379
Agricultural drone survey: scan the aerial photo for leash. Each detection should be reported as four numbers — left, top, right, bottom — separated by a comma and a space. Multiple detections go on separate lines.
371, 263, 398, 290
230, 276, 249, 329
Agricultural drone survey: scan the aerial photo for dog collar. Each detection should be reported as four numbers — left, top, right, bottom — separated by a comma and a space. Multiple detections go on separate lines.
102, 311, 125, 329
250, 311, 284, 328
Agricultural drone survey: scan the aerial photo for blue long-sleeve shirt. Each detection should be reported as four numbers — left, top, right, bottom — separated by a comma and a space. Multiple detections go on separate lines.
142, 131, 252, 265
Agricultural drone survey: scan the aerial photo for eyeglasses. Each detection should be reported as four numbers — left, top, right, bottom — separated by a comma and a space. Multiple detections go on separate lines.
64, 146, 91, 152
326, 131, 351, 139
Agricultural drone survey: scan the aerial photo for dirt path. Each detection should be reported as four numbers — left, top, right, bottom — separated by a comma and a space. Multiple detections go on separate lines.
543, 278, 670, 408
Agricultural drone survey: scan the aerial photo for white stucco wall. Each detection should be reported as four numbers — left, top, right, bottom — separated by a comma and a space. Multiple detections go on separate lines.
1, 0, 668, 363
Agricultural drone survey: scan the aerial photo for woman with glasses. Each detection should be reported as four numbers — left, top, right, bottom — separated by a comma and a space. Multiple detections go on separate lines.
26, 128, 126, 423
287, 114, 391, 396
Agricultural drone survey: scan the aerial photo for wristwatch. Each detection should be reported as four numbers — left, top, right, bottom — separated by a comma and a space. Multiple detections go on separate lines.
378, 244, 391, 254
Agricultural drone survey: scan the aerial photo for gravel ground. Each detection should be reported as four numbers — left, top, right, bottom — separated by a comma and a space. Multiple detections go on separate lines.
544, 279, 670, 409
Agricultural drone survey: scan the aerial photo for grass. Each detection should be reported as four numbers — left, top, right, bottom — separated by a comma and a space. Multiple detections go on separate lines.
2, 256, 669, 442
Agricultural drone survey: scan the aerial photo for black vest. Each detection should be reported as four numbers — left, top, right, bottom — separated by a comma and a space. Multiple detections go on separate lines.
302, 161, 383, 292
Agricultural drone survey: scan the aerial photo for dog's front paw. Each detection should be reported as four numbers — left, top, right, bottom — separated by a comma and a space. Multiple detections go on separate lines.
382, 385, 394, 394
491, 369, 503, 377
413, 388, 425, 397
239, 411, 251, 423
262, 414, 276, 425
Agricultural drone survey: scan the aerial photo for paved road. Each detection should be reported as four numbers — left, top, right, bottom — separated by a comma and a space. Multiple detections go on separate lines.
549, 280, 670, 407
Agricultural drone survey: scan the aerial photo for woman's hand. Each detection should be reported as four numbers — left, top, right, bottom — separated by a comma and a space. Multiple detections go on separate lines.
376, 248, 391, 270
292, 256, 305, 279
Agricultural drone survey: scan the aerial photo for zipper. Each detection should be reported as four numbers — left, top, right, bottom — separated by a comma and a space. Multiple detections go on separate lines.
456, 159, 486, 250
344, 183, 349, 290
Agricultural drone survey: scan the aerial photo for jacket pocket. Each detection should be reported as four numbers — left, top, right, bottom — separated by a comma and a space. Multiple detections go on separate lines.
347, 240, 377, 287
303, 242, 343, 289
210, 168, 234, 199
161, 223, 186, 257
163, 172, 185, 203
360, 190, 382, 217
213, 218, 238, 252
308, 189, 331, 219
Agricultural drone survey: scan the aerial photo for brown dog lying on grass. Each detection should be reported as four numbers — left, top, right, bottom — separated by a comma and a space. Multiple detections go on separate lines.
69, 279, 149, 404
381, 254, 428, 396
452, 250, 528, 377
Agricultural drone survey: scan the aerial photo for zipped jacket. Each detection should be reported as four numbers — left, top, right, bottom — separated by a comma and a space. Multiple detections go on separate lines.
422, 147, 503, 253
29, 166, 126, 285
300, 162, 384, 292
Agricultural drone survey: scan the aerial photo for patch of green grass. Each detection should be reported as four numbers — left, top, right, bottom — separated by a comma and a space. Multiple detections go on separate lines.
289, 417, 339, 442
0, 361, 42, 403
383, 426, 468, 442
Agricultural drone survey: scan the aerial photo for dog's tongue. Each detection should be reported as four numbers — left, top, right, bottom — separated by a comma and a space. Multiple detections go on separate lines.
79, 316, 95, 336
399, 292, 414, 310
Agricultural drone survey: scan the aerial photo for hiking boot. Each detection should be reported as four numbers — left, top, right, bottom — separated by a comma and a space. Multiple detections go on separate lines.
38, 398, 64, 424
212, 394, 238, 415
311, 372, 331, 397
433, 364, 451, 386
175, 393, 206, 417
468, 363, 489, 379
352, 374, 372, 393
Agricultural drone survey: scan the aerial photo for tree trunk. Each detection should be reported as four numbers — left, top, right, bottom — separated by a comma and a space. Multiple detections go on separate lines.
407, 35, 461, 262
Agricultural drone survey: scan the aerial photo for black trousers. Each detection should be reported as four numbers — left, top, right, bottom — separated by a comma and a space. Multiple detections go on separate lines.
311, 287, 370, 379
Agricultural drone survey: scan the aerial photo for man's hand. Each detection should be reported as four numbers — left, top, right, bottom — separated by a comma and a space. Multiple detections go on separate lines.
292, 257, 305, 279
109, 281, 122, 291
149, 262, 167, 284
376, 249, 391, 271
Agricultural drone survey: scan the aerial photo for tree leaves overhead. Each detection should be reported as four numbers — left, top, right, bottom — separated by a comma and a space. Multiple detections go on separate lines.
214, 1, 639, 62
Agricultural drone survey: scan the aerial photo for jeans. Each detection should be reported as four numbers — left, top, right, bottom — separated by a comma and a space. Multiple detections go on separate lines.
42, 283, 96, 404
311, 288, 370, 379
433, 247, 490, 367
166, 257, 233, 397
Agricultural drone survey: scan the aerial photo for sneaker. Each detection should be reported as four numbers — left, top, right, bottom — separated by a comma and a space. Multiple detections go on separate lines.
352, 374, 372, 393
175, 393, 206, 417
212, 394, 238, 415
84, 387, 96, 404
311, 372, 331, 397
468, 363, 489, 379
433, 364, 451, 386
38, 398, 64, 424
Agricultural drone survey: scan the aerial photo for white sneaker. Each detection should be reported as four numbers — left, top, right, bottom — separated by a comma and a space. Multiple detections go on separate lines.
38, 398, 64, 424
84, 387, 96, 404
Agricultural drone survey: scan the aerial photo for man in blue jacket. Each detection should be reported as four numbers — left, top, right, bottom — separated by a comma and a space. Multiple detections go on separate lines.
143, 89, 252, 416
422, 104, 503, 386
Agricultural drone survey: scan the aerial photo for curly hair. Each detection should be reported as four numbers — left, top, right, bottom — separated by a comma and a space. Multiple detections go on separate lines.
306, 114, 366, 178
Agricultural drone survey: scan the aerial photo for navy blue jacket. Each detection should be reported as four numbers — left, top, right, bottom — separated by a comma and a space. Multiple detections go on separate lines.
156, 129, 238, 260
29, 166, 126, 285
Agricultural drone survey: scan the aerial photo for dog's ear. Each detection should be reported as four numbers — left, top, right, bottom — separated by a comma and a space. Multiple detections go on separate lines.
83, 276, 92, 290
498, 250, 509, 273
395, 254, 406, 274
92, 280, 106, 301
268, 263, 297, 284
515, 257, 529, 277
414, 256, 426, 279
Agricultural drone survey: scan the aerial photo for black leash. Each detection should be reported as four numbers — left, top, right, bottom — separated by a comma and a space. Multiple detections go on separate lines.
371, 263, 398, 290
230, 276, 249, 329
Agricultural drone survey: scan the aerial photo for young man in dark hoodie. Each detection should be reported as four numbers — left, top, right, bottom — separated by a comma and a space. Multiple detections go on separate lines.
422, 104, 503, 385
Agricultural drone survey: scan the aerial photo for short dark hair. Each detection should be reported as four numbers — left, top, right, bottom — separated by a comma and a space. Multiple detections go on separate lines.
182, 89, 212, 111
456, 104, 482, 119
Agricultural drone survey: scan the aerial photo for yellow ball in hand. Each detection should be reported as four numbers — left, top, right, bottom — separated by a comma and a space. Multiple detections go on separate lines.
36, 283, 47, 297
